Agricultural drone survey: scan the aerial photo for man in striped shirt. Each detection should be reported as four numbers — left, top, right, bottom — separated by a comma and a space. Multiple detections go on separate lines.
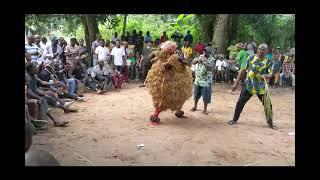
25, 35, 41, 64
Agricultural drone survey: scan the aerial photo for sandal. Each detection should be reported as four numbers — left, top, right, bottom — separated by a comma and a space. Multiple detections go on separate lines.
31, 120, 49, 130
190, 107, 197, 112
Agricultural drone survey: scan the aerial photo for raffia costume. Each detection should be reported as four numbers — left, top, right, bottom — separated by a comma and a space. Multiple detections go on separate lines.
146, 41, 193, 125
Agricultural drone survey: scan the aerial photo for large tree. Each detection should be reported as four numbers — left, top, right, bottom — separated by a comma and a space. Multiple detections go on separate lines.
25, 14, 120, 49
228, 14, 239, 45
196, 14, 215, 43
122, 14, 128, 36
82, 14, 99, 52
212, 14, 229, 54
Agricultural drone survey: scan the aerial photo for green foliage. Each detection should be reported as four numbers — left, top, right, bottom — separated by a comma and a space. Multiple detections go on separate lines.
26, 14, 295, 53
237, 14, 295, 51
25, 14, 83, 40
97, 14, 121, 29
98, 24, 113, 41
108, 14, 201, 46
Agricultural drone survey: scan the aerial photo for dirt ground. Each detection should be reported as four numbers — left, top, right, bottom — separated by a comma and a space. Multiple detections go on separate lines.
31, 83, 295, 166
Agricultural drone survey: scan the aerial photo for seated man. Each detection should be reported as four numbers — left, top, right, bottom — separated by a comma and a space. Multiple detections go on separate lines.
25, 73, 68, 127
73, 60, 91, 93
271, 53, 282, 88
26, 62, 77, 114
39, 61, 84, 101
279, 55, 295, 89
54, 62, 85, 100
91, 60, 112, 94
65, 38, 80, 78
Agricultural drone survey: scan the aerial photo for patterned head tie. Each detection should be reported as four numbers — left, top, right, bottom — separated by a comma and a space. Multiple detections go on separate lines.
160, 41, 178, 54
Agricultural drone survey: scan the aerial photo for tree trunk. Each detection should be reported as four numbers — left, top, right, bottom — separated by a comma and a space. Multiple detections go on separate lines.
197, 14, 215, 43
228, 14, 239, 45
82, 15, 99, 67
122, 14, 128, 36
81, 16, 90, 51
212, 14, 229, 54
83, 14, 99, 50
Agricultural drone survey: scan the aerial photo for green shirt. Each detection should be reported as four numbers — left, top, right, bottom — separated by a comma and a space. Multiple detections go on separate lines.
236, 49, 248, 70
128, 57, 136, 64
243, 55, 273, 95
227, 45, 238, 59
266, 53, 273, 61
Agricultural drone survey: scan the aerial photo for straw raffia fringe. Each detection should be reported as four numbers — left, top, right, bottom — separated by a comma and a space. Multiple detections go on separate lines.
146, 50, 193, 112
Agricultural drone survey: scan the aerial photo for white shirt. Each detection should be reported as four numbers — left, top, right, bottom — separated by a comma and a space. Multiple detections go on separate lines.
111, 47, 126, 66
289, 47, 295, 55
222, 60, 227, 67
40, 42, 48, 49
43, 44, 62, 59
91, 65, 108, 78
95, 46, 110, 62
215, 59, 227, 71
40, 43, 47, 56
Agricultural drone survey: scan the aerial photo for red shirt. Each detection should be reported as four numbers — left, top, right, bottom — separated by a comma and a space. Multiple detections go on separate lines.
194, 43, 205, 54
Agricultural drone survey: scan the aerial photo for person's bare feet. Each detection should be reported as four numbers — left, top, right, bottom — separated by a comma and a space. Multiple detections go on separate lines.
63, 107, 78, 113
64, 101, 75, 107
202, 110, 209, 114
54, 121, 69, 127
175, 111, 184, 118
268, 124, 278, 130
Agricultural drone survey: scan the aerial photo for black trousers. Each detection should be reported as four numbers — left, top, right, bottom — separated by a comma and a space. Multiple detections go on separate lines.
232, 87, 273, 125
115, 65, 123, 73
95, 75, 112, 90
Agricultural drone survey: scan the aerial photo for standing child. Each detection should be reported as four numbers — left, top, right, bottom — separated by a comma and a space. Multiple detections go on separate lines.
136, 52, 143, 81
127, 51, 137, 80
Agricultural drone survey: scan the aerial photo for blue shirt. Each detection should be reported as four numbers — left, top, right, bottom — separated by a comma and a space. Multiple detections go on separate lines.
144, 35, 152, 43
272, 60, 281, 73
